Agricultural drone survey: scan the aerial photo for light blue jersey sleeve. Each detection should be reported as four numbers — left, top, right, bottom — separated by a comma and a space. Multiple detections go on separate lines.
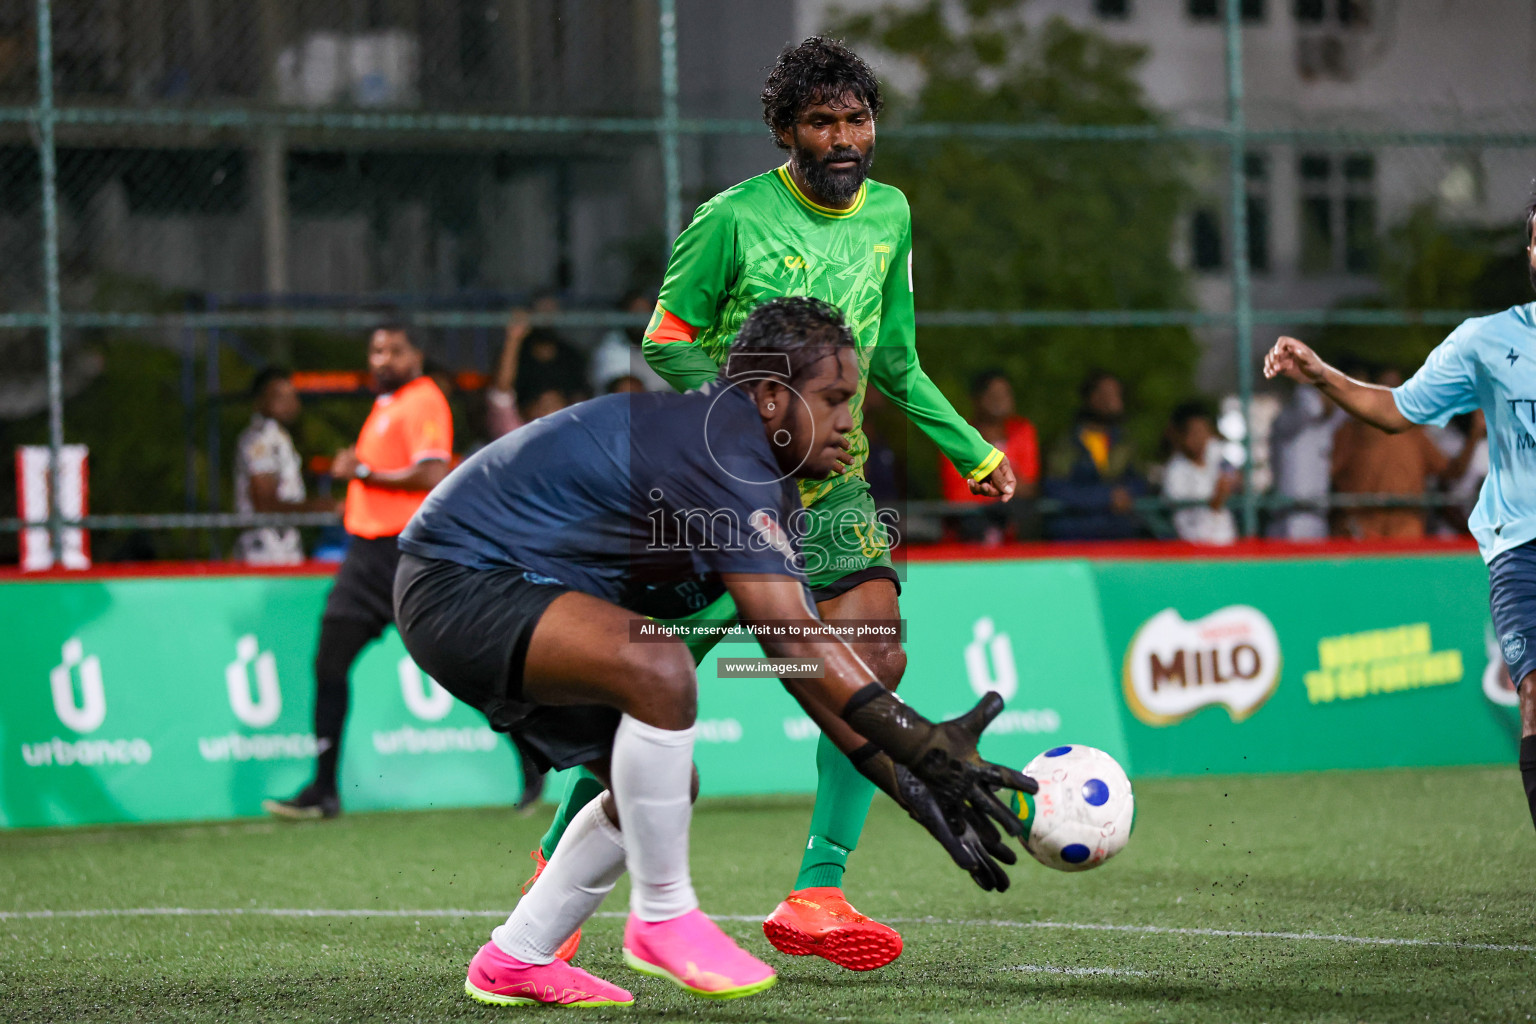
1392, 326, 1479, 427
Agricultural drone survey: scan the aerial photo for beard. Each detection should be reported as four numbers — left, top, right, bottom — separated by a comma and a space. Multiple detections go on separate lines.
372, 368, 410, 394
792, 140, 874, 205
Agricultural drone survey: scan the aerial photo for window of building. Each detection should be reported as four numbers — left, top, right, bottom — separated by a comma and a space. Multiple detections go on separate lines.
1188, 153, 1270, 274
1245, 152, 1270, 273
1192, 208, 1224, 271
1189, 0, 1265, 20
1294, 0, 1325, 21
1295, 0, 1370, 25
1095, 0, 1131, 18
1342, 154, 1376, 272
1338, 0, 1371, 26
1298, 152, 1376, 274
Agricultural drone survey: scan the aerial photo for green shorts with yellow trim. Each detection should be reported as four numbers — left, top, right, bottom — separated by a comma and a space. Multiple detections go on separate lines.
798, 477, 898, 598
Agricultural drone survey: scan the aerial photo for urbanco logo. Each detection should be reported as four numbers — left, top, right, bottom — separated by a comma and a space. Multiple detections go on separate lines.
50, 638, 106, 733
398, 657, 454, 722
1123, 606, 1281, 726
226, 635, 282, 729
964, 616, 1017, 703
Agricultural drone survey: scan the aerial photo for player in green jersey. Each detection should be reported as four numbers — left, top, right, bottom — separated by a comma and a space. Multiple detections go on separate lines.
525, 37, 1016, 972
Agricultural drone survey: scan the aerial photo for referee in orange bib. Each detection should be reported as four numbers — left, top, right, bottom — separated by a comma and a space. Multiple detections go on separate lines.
266, 322, 452, 819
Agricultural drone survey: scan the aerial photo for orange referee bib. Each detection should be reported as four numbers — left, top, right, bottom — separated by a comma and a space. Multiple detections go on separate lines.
343, 375, 453, 539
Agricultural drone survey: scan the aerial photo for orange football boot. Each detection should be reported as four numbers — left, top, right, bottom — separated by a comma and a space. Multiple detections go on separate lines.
522, 849, 582, 962
761, 887, 902, 971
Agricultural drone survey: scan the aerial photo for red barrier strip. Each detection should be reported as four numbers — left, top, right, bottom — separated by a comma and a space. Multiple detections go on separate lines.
0, 536, 1482, 582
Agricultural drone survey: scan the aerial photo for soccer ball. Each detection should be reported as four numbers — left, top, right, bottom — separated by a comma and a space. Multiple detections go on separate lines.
1009, 744, 1134, 872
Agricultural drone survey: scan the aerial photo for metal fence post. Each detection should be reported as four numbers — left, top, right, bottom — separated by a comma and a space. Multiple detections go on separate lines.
657, 0, 683, 247
35, 0, 66, 556
1225, 0, 1257, 537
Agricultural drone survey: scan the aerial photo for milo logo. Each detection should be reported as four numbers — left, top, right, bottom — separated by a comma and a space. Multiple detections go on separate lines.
1123, 606, 1281, 726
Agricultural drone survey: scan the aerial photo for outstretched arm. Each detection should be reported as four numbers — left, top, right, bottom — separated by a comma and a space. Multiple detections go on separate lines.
869, 224, 1012, 500
722, 573, 1034, 891
1263, 336, 1414, 434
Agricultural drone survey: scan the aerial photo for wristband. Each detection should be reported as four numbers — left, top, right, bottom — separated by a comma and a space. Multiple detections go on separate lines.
842, 688, 935, 767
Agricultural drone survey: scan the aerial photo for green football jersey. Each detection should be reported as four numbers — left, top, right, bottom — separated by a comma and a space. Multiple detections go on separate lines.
643, 166, 1002, 506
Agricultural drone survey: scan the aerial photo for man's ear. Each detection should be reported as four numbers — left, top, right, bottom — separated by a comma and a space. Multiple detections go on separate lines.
755, 380, 791, 422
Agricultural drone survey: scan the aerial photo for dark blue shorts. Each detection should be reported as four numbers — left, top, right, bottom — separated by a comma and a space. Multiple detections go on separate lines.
1488, 541, 1536, 690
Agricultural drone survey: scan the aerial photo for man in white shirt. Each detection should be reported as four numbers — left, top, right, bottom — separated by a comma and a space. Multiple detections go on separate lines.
1267, 384, 1344, 540
1162, 401, 1237, 545
234, 368, 338, 564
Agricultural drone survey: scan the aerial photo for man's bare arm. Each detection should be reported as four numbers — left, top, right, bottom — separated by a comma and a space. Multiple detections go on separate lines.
248, 474, 341, 514
722, 572, 1030, 891
1263, 336, 1413, 434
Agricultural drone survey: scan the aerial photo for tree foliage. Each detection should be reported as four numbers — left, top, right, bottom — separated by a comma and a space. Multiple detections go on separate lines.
1316, 203, 1531, 373
834, 0, 1198, 481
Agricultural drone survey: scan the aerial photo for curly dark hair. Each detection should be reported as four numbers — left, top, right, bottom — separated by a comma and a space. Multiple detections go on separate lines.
249, 365, 291, 400
1526, 187, 1536, 244
725, 296, 854, 387
760, 37, 883, 149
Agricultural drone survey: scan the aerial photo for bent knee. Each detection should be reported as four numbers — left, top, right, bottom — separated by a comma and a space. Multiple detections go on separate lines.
623, 643, 698, 729
864, 640, 907, 690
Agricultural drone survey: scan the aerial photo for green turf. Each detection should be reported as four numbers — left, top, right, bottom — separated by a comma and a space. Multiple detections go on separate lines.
2, 765, 1532, 1023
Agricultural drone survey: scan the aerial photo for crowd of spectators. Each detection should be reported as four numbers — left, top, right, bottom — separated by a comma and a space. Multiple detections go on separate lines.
933, 364, 1490, 548
235, 311, 1492, 564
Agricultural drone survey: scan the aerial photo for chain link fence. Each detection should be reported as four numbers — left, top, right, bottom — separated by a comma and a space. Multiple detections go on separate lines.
1, 0, 1532, 560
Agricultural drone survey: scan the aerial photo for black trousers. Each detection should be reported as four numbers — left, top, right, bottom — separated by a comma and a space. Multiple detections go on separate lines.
312, 535, 402, 789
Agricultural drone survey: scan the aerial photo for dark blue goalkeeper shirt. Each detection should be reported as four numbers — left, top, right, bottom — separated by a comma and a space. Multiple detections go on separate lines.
399, 381, 806, 618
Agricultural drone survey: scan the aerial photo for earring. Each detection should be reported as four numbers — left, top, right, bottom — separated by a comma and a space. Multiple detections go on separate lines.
767, 402, 776, 411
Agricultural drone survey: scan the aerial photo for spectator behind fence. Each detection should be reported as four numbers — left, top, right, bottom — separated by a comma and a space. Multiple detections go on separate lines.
1162, 401, 1238, 545
263, 322, 452, 820
1429, 411, 1489, 535
939, 369, 1040, 502
487, 306, 584, 439
1330, 367, 1479, 539
519, 293, 589, 406
590, 289, 668, 394
234, 368, 339, 565
1267, 382, 1344, 540
1043, 371, 1147, 540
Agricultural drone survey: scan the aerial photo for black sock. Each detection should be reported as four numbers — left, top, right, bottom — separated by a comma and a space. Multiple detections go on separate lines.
1521, 736, 1536, 833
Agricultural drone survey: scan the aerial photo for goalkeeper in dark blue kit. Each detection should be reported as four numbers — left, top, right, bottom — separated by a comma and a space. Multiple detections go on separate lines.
392, 297, 1035, 1008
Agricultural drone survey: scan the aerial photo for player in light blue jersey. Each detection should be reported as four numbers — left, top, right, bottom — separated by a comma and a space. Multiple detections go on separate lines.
1264, 196, 1536, 832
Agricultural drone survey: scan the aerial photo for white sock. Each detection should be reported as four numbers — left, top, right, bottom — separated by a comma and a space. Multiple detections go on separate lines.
491, 799, 626, 963
611, 714, 698, 922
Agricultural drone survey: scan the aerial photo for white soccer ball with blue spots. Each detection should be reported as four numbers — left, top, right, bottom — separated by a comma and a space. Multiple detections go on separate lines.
1011, 744, 1134, 872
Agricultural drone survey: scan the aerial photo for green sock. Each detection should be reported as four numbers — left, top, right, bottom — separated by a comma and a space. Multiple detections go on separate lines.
794, 732, 876, 890
539, 768, 607, 859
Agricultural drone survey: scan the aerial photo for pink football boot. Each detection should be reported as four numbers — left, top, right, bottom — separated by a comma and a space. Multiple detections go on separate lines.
622, 909, 777, 1000
465, 941, 634, 1007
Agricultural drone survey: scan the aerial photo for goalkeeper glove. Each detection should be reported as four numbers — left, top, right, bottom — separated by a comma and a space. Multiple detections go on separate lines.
851, 744, 1019, 891
842, 688, 1037, 844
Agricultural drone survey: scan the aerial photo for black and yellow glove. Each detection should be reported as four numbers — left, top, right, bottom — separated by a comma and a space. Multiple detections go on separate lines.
851, 744, 1020, 891
842, 688, 1036, 885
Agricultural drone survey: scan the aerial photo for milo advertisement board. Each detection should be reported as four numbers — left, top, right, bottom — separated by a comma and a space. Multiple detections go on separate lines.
1094, 552, 1518, 776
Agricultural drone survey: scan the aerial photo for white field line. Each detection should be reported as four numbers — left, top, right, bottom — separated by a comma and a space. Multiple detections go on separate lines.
1005, 964, 1149, 977
0, 907, 1530, 954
